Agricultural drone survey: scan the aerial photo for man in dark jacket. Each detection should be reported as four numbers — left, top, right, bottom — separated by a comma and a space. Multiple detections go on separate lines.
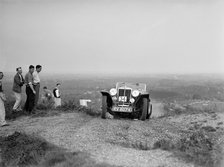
24, 65, 36, 114
12, 67, 24, 112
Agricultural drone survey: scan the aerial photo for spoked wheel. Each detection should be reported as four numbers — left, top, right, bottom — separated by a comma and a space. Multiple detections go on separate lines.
101, 95, 107, 119
140, 98, 148, 121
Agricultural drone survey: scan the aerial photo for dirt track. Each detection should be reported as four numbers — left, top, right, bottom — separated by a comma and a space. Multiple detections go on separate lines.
1, 102, 224, 167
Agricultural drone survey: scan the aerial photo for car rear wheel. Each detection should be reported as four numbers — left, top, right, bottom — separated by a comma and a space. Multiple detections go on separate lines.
147, 103, 152, 119
101, 95, 107, 119
140, 98, 148, 121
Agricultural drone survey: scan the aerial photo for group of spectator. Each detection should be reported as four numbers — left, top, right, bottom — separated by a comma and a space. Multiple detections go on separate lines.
0, 65, 61, 127
42, 83, 61, 107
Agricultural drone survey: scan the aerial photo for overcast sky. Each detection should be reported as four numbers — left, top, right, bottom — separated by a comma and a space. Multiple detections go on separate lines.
0, 0, 224, 74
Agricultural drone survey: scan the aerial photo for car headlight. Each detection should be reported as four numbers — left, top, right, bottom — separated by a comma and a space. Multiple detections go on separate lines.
132, 90, 140, 97
112, 96, 117, 101
130, 98, 135, 103
109, 88, 117, 96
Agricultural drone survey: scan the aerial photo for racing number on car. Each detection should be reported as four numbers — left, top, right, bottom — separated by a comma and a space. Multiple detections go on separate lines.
119, 96, 127, 102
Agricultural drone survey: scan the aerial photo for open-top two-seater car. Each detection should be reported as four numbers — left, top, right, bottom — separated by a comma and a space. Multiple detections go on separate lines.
100, 82, 152, 120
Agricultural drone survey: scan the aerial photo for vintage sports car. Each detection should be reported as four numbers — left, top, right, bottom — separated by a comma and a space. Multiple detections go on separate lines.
100, 82, 152, 120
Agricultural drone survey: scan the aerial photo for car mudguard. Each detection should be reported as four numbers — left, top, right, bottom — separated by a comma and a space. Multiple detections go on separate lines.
135, 93, 150, 105
139, 93, 150, 99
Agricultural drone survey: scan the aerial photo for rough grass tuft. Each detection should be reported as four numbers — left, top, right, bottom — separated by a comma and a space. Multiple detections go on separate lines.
56, 100, 78, 111
153, 138, 174, 151
4, 100, 29, 120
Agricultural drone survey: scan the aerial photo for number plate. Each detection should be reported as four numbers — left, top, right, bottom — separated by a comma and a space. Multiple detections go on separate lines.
118, 96, 127, 102
112, 106, 132, 112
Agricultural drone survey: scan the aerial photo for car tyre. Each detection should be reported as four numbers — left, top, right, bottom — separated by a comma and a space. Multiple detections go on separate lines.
140, 98, 148, 121
147, 103, 152, 119
101, 95, 107, 119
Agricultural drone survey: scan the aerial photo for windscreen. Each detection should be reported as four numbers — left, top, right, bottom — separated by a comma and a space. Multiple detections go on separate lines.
116, 82, 146, 91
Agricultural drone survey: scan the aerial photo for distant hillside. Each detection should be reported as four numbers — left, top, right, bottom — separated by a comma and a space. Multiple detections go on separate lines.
2, 74, 224, 103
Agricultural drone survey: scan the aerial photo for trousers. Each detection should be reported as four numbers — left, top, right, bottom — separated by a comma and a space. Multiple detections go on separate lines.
24, 86, 35, 113
34, 83, 40, 107
54, 98, 61, 108
0, 97, 7, 126
13, 92, 22, 110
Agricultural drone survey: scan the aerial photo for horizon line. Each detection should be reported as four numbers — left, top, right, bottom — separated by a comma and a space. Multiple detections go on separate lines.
2, 71, 224, 76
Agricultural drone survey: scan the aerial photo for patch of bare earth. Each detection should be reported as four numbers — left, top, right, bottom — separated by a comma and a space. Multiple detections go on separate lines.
0, 108, 196, 167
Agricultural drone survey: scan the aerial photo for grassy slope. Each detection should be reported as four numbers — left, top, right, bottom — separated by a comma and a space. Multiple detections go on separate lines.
1, 74, 224, 167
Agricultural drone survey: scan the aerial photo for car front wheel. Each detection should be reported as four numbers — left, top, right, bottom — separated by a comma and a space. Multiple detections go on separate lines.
140, 98, 148, 121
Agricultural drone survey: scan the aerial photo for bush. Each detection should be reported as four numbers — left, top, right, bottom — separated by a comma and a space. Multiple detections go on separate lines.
34, 100, 101, 118
161, 103, 186, 117
57, 100, 101, 117
0, 131, 57, 167
176, 131, 213, 165
36, 102, 54, 111
4, 98, 100, 119
153, 138, 174, 151
201, 126, 217, 132
153, 129, 223, 167
57, 100, 78, 111
4, 100, 30, 120
192, 94, 203, 100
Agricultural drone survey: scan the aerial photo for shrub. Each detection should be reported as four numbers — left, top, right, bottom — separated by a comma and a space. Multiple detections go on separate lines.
4, 100, 15, 118
4, 98, 100, 119
0, 131, 57, 167
57, 100, 78, 111
176, 131, 213, 165
130, 141, 151, 150
192, 94, 202, 100
153, 129, 223, 167
161, 103, 186, 117
76, 106, 101, 117
201, 126, 217, 132
4, 100, 30, 120
153, 138, 174, 151
36, 102, 54, 111
34, 100, 101, 118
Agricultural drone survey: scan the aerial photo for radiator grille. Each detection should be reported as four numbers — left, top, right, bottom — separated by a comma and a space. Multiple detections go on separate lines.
118, 89, 131, 104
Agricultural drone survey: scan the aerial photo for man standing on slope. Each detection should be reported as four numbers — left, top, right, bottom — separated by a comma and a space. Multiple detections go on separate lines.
24, 65, 36, 114
33, 65, 42, 109
0, 72, 9, 127
12, 67, 24, 112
